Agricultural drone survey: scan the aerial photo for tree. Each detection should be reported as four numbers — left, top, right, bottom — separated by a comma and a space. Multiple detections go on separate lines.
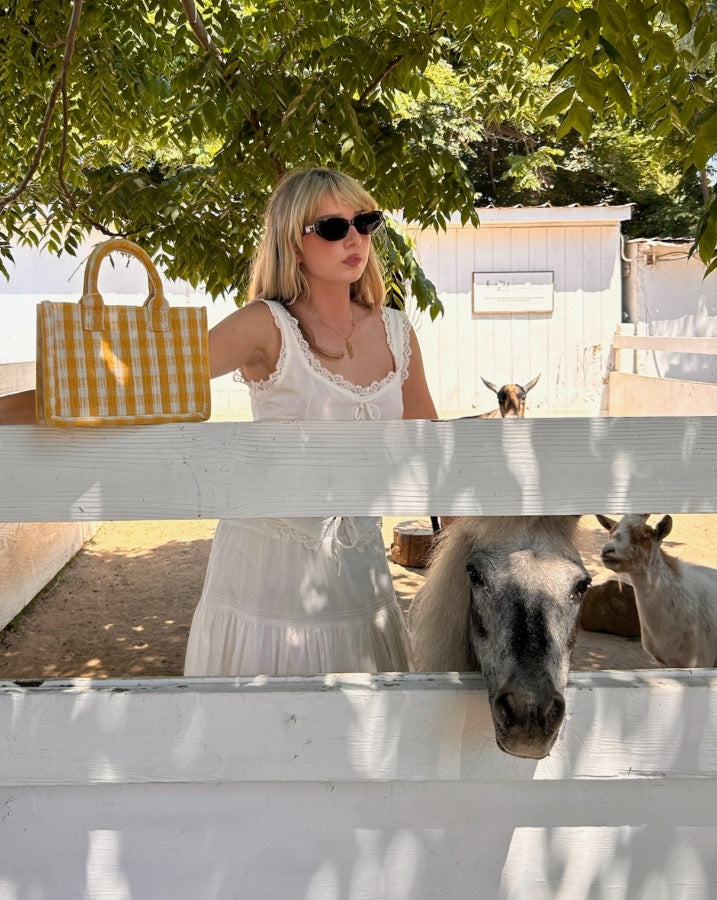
0, 0, 715, 316
400, 60, 708, 239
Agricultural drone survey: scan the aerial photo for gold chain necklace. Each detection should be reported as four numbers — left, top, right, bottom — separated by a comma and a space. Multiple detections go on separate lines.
302, 304, 357, 359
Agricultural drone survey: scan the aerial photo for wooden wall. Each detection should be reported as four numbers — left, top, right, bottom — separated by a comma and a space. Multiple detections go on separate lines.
0, 363, 99, 630
1, 671, 715, 899
623, 238, 717, 384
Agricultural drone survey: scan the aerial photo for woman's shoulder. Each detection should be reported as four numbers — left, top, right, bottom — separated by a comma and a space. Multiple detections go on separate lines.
245, 296, 281, 314
380, 304, 412, 340
236, 297, 289, 330
209, 298, 285, 381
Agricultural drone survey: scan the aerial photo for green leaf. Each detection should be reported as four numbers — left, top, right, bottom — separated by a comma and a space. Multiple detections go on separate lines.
540, 87, 575, 120
695, 200, 717, 266
553, 7, 580, 31
693, 12, 713, 54
667, 0, 692, 37
625, 0, 653, 39
577, 68, 605, 114
604, 71, 633, 115
650, 31, 677, 66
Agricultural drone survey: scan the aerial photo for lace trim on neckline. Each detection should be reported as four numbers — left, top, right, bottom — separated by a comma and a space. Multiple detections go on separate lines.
236, 301, 411, 396
284, 303, 399, 397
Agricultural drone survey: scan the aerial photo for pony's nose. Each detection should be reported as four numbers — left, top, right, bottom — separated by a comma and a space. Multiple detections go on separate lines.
493, 687, 566, 736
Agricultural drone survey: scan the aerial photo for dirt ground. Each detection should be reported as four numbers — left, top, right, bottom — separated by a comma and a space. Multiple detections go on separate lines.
0, 515, 715, 680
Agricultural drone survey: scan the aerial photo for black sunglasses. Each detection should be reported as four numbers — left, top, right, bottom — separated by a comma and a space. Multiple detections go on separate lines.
302, 210, 384, 241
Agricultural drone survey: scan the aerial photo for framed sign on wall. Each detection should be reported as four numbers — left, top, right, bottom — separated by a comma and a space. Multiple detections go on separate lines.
472, 271, 554, 314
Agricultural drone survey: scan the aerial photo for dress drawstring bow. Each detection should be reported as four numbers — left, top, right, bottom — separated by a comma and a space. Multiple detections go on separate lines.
354, 400, 381, 421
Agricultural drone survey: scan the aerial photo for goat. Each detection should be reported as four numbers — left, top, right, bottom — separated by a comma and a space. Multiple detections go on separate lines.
430, 375, 541, 534
597, 514, 717, 667
474, 374, 541, 419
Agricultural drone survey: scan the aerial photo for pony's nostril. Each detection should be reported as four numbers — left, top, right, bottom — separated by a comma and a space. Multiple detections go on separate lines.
494, 691, 517, 730
543, 693, 565, 733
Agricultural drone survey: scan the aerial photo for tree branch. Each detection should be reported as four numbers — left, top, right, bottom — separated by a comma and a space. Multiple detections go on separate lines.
179, 0, 227, 76
57, 54, 118, 238
0, 0, 84, 214
179, 7, 291, 186
357, 56, 404, 106
178, 1, 283, 184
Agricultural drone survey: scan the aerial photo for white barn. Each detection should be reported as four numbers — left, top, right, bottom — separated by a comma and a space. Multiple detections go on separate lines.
402, 205, 633, 417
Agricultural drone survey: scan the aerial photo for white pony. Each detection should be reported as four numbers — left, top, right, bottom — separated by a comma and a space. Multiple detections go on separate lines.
409, 516, 591, 759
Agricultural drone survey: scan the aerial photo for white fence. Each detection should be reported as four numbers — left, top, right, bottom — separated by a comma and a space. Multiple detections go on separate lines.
1, 418, 717, 899
0, 363, 100, 629
608, 333, 717, 416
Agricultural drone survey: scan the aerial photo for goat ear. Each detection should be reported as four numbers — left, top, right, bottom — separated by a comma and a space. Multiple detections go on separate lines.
655, 515, 673, 541
481, 377, 499, 394
523, 374, 541, 392
596, 514, 616, 531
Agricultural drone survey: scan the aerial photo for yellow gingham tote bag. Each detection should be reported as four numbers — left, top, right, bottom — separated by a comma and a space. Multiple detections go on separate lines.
36, 238, 211, 426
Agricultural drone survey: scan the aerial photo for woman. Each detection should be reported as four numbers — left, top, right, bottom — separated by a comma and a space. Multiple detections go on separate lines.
185, 167, 437, 676
0, 167, 439, 676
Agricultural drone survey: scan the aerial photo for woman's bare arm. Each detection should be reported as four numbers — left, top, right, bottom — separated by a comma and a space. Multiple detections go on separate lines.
401, 327, 438, 420
208, 301, 281, 381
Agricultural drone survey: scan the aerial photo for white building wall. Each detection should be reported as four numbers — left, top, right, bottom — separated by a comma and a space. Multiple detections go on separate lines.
624, 238, 717, 383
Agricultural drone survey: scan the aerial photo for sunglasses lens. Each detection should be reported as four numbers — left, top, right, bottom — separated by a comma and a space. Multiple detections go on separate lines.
315, 218, 350, 241
354, 211, 384, 235
311, 211, 384, 241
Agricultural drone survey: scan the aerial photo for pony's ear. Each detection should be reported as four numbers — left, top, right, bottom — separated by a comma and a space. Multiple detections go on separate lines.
596, 514, 616, 531
523, 374, 540, 392
655, 515, 673, 541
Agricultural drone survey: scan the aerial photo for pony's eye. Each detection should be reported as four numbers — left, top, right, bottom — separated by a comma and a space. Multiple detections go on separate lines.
572, 576, 592, 599
466, 564, 485, 588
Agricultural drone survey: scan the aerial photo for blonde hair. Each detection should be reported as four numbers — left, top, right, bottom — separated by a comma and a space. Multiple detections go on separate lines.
247, 168, 386, 309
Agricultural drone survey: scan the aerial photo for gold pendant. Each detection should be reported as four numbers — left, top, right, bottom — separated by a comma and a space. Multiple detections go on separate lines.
346, 339, 354, 359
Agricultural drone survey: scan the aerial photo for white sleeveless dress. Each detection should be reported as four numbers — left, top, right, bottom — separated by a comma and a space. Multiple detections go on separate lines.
183, 299, 415, 676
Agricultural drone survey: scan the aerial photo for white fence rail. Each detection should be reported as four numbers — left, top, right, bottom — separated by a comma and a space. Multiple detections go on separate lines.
609, 333, 717, 416
2, 417, 717, 520
1, 418, 716, 899
0, 363, 101, 630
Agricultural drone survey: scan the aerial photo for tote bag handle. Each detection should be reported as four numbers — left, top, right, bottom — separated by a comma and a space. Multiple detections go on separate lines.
80, 238, 169, 332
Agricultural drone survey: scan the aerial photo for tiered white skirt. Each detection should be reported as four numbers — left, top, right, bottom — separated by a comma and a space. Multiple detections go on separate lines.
184, 516, 413, 676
